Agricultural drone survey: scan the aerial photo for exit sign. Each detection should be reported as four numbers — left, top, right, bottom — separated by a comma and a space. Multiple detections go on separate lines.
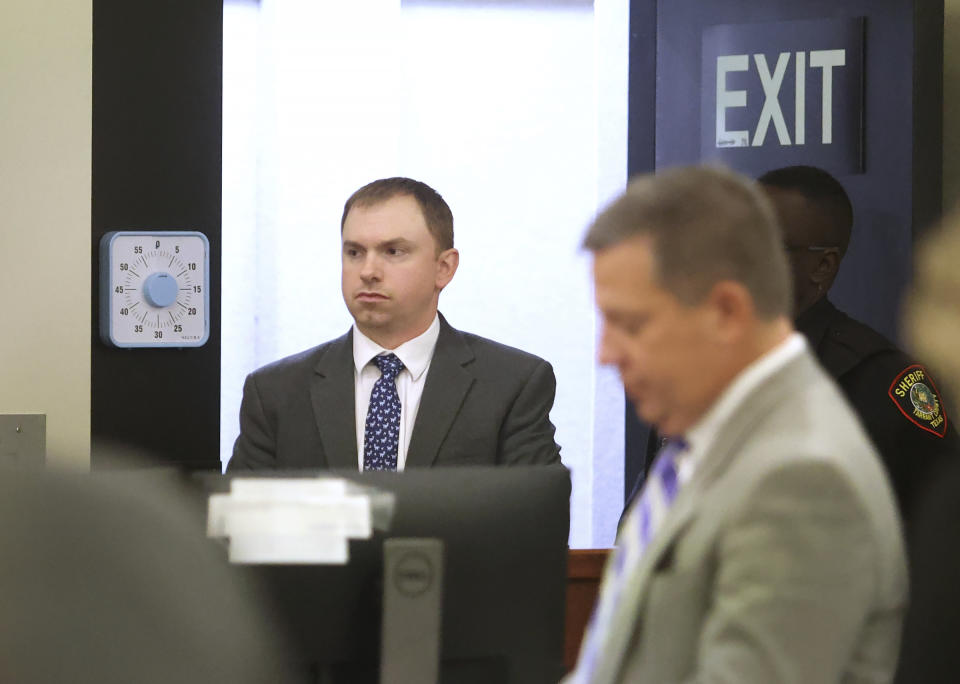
700, 17, 865, 174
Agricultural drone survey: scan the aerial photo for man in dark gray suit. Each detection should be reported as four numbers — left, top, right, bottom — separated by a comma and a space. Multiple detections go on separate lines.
567, 166, 905, 684
228, 177, 561, 471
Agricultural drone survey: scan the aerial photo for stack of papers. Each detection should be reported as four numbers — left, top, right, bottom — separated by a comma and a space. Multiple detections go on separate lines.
207, 478, 394, 565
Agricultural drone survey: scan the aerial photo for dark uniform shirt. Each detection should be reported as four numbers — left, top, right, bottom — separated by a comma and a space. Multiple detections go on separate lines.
794, 297, 958, 522
623, 297, 958, 529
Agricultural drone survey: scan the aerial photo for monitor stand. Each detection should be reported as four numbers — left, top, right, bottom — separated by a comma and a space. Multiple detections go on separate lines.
380, 538, 444, 684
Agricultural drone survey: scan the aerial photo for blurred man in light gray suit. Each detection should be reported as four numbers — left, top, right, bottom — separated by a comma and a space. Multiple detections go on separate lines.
566, 166, 906, 684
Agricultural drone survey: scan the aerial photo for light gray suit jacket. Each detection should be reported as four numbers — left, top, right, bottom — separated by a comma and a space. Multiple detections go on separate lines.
590, 349, 907, 684
227, 314, 561, 470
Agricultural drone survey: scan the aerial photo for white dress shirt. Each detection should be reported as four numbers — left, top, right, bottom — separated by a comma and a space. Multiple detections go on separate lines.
676, 332, 807, 488
352, 315, 440, 471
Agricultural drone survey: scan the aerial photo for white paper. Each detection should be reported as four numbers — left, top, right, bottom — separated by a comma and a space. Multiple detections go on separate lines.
228, 533, 349, 565
206, 478, 387, 565
229, 477, 348, 500
221, 498, 371, 538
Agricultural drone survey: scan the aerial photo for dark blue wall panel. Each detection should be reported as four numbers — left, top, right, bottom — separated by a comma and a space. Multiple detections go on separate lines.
655, 0, 941, 341
623, 0, 942, 505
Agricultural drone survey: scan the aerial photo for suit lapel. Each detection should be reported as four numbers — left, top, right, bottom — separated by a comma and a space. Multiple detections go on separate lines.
632, 352, 816, 580
405, 316, 475, 468
592, 490, 700, 684
309, 329, 358, 470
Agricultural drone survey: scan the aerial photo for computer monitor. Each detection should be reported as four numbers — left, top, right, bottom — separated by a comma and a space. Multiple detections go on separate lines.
195, 465, 571, 684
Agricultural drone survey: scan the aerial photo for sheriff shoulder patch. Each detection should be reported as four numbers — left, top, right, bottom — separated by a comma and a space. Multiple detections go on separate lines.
888, 364, 948, 438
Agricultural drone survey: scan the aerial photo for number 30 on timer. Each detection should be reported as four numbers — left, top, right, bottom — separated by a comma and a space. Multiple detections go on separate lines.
99, 231, 210, 348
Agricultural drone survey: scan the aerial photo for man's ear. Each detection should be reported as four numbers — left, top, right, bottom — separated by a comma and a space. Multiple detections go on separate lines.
436, 248, 459, 290
811, 249, 841, 288
706, 280, 754, 342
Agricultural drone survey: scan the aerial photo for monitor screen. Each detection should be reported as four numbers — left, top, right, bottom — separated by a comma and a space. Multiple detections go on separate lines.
194, 465, 571, 684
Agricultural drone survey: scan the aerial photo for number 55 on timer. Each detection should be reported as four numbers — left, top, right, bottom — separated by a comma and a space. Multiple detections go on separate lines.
99, 231, 210, 348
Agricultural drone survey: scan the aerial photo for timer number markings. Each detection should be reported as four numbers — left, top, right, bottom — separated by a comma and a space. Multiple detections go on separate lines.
102, 232, 208, 348
115, 246, 200, 332
118, 247, 197, 330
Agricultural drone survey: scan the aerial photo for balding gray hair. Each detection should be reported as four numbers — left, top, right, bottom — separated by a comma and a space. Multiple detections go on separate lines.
583, 165, 791, 319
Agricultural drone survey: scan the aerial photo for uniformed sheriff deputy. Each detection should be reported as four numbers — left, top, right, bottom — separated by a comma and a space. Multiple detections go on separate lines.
758, 165, 958, 522
623, 166, 958, 529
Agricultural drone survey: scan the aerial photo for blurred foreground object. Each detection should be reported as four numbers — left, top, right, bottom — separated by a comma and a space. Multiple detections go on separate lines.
906, 207, 960, 404
897, 206, 960, 683
0, 468, 291, 684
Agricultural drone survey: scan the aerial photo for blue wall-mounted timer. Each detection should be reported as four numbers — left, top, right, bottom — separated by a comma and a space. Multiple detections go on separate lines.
99, 231, 210, 348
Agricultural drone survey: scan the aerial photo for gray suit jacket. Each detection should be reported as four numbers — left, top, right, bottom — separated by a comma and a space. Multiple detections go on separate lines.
588, 349, 906, 684
227, 315, 561, 470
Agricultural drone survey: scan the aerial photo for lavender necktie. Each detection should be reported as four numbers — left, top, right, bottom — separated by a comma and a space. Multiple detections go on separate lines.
572, 438, 688, 684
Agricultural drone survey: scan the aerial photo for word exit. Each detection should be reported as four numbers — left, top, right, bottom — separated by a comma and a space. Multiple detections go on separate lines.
716, 49, 846, 148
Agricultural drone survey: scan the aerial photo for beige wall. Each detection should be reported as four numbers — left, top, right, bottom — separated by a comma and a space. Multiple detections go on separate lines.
0, 1, 92, 469
946, 0, 960, 206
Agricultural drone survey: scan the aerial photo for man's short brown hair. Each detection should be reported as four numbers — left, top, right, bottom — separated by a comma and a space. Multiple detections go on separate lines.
583, 165, 791, 319
341, 177, 454, 252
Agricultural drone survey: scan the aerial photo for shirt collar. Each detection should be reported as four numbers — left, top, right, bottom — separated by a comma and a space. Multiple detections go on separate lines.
683, 332, 807, 457
352, 314, 440, 381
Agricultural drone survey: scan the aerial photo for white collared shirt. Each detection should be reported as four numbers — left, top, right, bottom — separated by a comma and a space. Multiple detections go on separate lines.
352, 315, 440, 471
675, 332, 807, 487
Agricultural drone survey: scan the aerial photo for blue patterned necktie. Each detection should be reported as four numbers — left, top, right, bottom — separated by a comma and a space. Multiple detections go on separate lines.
362, 353, 405, 471
571, 438, 688, 684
